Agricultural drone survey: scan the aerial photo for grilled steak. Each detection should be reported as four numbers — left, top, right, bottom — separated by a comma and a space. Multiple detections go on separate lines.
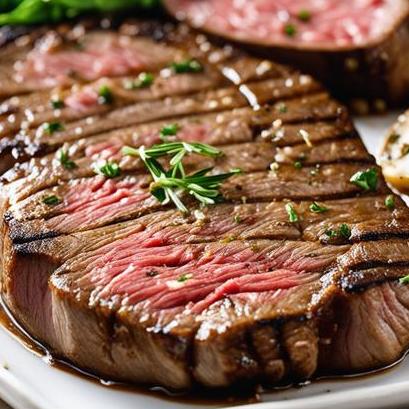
1, 18, 409, 393
165, 0, 409, 108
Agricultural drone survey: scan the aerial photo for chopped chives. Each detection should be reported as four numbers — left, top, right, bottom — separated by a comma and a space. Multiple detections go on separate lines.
42, 195, 61, 206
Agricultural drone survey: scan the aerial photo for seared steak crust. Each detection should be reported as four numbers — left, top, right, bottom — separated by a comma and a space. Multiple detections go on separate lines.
1, 19, 409, 392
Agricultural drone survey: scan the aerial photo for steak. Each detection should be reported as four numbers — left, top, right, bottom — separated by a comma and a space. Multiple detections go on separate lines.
1, 18, 409, 393
165, 0, 409, 108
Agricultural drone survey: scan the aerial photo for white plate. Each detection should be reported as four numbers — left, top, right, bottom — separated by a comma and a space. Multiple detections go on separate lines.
0, 112, 408, 409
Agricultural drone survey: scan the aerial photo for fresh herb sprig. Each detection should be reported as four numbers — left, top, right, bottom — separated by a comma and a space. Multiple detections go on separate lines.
122, 141, 241, 213
400, 275, 409, 285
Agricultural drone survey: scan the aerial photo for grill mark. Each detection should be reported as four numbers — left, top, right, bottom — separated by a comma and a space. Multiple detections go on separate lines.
0, 99, 350, 180
8, 193, 409, 251
0, 69, 230, 137
0, 60, 289, 149
1, 130, 367, 200
6, 162, 382, 222
1, 74, 320, 146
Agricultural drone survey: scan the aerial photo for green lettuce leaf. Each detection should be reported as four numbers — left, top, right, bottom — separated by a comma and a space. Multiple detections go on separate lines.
0, 0, 160, 25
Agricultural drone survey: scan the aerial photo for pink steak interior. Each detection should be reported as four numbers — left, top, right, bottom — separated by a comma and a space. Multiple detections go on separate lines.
166, 0, 405, 49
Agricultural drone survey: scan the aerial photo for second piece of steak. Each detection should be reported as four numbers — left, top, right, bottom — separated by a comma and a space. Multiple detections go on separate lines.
1, 19, 409, 392
165, 0, 409, 108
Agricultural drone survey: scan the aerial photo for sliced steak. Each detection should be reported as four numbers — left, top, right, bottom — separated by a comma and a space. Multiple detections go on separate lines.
4, 162, 387, 243
0, 29, 184, 98
2, 226, 347, 387
165, 0, 409, 107
1, 120, 359, 204
0, 74, 321, 174
0, 93, 349, 178
1, 18, 409, 395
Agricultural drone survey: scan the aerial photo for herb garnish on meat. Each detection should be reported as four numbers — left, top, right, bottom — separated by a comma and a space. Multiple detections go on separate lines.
310, 202, 329, 213
98, 85, 114, 105
50, 98, 65, 110
171, 59, 203, 74
298, 10, 312, 22
350, 168, 378, 191
285, 203, 299, 223
94, 161, 121, 178
385, 195, 396, 210
124, 72, 154, 89
325, 224, 351, 240
43, 121, 64, 135
42, 195, 61, 206
57, 149, 77, 170
123, 141, 241, 213
284, 24, 297, 37
160, 123, 181, 141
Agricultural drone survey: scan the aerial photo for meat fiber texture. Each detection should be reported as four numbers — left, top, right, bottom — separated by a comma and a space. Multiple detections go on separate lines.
165, 0, 409, 109
1, 18, 409, 391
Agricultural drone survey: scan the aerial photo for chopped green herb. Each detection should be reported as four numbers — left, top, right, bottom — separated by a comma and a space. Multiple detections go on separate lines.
294, 161, 303, 170
285, 203, 299, 223
123, 141, 239, 213
298, 9, 311, 22
339, 223, 351, 239
385, 195, 396, 210
284, 23, 297, 37
98, 85, 114, 104
171, 59, 203, 74
42, 195, 61, 206
309, 202, 329, 213
324, 229, 337, 239
43, 121, 64, 135
124, 72, 154, 89
57, 149, 76, 170
402, 144, 409, 156
276, 102, 288, 113
177, 273, 192, 283
350, 168, 378, 191
400, 275, 409, 285
324, 224, 351, 240
233, 214, 242, 224
50, 98, 65, 110
0, 1, 160, 26
94, 161, 121, 178
160, 123, 180, 141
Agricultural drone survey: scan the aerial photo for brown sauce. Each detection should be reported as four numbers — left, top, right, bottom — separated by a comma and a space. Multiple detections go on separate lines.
1, 296, 408, 406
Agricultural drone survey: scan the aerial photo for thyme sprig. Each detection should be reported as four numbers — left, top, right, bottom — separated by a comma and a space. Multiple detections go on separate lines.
122, 142, 241, 213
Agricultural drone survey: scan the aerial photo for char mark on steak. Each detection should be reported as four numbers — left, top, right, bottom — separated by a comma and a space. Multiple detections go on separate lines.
1, 18, 409, 393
